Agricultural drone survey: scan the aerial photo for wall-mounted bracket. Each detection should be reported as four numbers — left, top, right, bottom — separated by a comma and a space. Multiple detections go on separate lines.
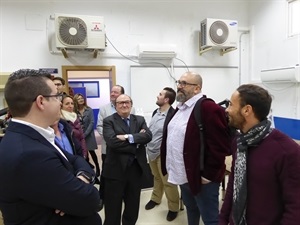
199, 46, 213, 55
93, 49, 99, 58
61, 48, 68, 58
220, 47, 237, 56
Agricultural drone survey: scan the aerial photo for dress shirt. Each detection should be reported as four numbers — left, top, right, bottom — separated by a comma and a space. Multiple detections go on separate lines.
11, 118, 68, 160
122, 116, 134, 143
166, 93, 203, 185
147, 109, 168, 161
55, 122, 74, 155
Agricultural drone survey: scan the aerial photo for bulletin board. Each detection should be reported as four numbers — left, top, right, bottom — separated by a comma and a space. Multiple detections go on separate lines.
130, 66, 239, 124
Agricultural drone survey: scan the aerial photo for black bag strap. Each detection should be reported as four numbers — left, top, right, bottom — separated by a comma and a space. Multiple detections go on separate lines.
193, 95, 208, 172
194, 97, 233, 172
152, 108, 158, 117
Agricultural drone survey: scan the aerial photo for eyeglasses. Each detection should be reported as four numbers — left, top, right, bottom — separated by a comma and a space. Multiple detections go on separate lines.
116, 101, 132, 106
33, 93, 64, 102
175, 80, 198, 87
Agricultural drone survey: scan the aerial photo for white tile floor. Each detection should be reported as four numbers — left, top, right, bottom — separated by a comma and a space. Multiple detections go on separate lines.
97, 188, 189, 225
96, 186, 226, 225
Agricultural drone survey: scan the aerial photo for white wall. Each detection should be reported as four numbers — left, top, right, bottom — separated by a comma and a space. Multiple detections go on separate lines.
1, 0, 299, 123
248, 0, 300, 119
0, 0, 249, 108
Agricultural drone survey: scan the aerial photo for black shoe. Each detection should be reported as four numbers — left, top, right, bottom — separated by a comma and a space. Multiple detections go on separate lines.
166, 211, 178, 221
145, 200, 159, 210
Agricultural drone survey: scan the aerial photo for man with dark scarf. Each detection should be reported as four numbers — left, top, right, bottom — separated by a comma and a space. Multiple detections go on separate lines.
219, 84, 300, 225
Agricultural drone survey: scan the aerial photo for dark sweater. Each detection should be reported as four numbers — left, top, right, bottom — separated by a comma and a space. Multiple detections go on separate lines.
219, 129, 300, 225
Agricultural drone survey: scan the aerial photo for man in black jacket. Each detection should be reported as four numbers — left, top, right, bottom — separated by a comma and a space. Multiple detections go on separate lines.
102, 94, 152, 225
0, 69, 101, 225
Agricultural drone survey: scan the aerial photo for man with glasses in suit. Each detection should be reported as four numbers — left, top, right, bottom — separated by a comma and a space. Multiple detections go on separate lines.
102, 94, 152, 225
0, 69, 102, 225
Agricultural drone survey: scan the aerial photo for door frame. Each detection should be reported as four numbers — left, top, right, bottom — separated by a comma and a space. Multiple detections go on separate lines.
61, 65, 116, 94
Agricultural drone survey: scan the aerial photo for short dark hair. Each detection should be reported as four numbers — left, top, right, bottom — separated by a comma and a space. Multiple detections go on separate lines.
53, 77, 65, 85
114, 85, 125, 94
4, 69, 52, 117
163, 87, 176, 105
237, 84, 272, 121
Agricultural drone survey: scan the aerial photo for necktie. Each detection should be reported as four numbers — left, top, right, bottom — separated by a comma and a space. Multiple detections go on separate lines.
123, 118, 130, 133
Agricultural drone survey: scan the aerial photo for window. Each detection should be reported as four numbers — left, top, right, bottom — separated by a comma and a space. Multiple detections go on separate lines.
68, 81, 100, 98
288, 0, 300, 37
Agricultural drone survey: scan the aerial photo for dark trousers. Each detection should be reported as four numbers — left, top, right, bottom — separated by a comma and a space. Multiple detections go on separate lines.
89, 150, 100, 176
103, 160, 142, 225
99, 154, 106, 199
50, 212, 102, 225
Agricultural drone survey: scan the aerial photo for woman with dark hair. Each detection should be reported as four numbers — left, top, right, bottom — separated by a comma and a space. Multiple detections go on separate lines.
60, 95, 87, 159
73, 93, 100, 177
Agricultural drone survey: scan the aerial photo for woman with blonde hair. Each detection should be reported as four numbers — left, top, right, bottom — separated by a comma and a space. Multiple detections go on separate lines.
73, 93, 100, 177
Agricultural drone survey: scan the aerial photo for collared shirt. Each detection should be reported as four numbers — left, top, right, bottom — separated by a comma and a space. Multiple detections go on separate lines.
147, 108, 168, 161
122, 116, 135, 143
166, 93, 203, 185
11, 118, 68, 160
110, 102, 116, 114
55, 122, 74, 155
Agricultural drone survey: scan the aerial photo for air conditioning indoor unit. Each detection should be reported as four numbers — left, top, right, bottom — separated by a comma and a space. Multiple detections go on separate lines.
200, 18, 238, 49
55, 13, 106, 50
261, 66, 300, 83
137, 44, 177, 59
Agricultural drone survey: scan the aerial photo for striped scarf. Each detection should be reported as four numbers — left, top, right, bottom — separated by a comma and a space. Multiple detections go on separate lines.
232, 119, 271, 225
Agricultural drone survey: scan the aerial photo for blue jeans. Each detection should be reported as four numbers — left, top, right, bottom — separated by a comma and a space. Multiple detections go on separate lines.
180, 182, 220, 225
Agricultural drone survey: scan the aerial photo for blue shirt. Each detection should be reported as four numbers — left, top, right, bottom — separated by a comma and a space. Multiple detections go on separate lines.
55, 122, 74, 155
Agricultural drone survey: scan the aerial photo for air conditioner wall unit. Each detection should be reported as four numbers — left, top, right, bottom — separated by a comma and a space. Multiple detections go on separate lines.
137, 44, 177, 59
260, 66, 300, 83
200, 18, 238, 49
55, 13, 106, 50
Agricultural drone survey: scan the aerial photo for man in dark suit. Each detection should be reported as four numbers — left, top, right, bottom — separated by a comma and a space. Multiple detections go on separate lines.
0, 69, 102, 225
161, 72, 231, 225
102, 94, 152, 225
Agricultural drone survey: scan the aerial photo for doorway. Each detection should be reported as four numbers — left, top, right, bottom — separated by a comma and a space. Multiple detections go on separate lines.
61, 65, 116, 126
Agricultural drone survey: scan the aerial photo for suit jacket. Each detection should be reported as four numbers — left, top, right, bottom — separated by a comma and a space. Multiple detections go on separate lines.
161, 99, 231, 195
96, 103, 135, 155
0, 122, 100, 225
102, 113, 152, 180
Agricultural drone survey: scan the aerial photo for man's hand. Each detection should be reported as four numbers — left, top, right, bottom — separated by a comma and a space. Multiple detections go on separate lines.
117, 134, 126, 141
55, 209, 65, 216
77, 175, 90, 184
201, 176, 211, 184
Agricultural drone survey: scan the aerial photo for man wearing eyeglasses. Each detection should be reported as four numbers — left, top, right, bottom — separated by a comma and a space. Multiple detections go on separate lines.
102, 94, 152, 225
160, 72, 231, 225
0, 69, 102, 225
96, 85, 135, 209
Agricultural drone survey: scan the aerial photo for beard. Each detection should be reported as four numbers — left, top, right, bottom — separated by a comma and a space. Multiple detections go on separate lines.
228, 112, 246, 130
176, 91, 187, 102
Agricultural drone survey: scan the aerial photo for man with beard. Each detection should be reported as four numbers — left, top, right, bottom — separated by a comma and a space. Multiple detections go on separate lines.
160, 71, 231, 225
145, 87, 180, 221
219, 84, 300, 225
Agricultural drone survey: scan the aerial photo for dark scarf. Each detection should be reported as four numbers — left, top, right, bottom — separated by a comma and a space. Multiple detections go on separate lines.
232, 119, 272, 225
